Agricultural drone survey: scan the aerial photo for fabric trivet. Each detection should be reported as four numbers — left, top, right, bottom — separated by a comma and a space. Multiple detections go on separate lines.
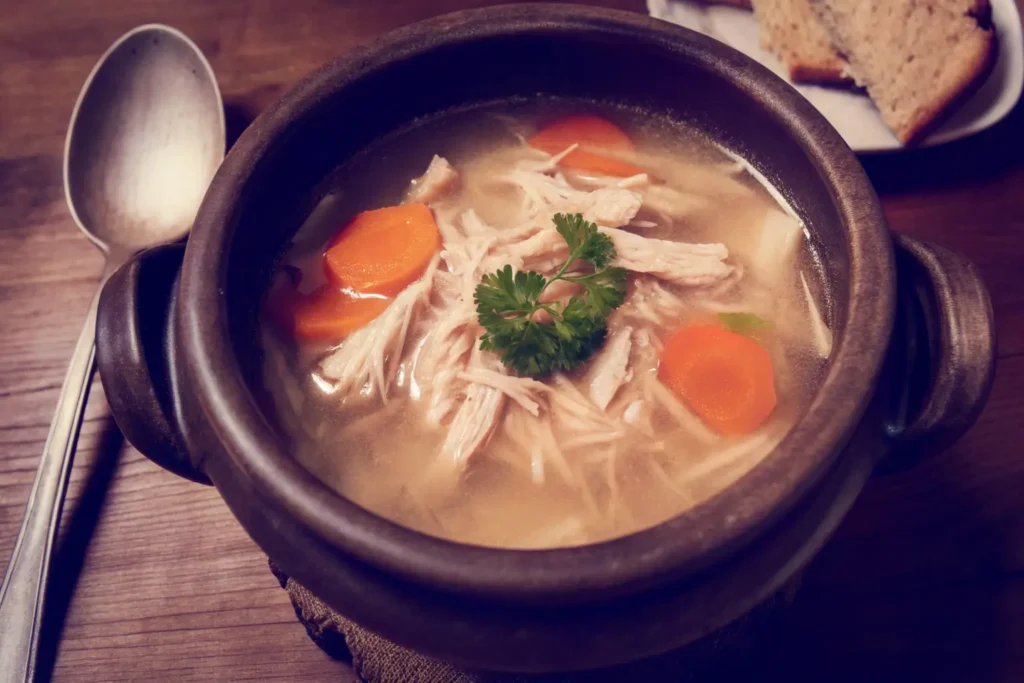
270, 560, 800, 683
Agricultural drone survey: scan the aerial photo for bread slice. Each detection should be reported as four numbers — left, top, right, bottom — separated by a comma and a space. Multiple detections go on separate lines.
812, 0, 996, 143
752, 0, 849, 83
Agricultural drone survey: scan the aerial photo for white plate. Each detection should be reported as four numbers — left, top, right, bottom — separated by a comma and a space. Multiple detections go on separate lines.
647, 0, 1024, 152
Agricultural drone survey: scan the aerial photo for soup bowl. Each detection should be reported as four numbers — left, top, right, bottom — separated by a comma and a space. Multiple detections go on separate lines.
94, 4, 995, 673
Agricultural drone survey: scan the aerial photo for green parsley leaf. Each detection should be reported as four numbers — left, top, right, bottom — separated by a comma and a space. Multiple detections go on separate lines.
474, 213, 628, 376
553, 212, 616, 270
719, 312, 774, 338
475, 265, 546, 317
565, 266, 629, 316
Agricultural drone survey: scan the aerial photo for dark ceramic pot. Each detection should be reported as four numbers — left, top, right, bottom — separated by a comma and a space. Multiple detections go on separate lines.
94, 4, 996, 673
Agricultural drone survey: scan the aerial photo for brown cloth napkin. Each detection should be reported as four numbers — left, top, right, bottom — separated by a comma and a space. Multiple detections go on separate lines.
270, 561, 799, 683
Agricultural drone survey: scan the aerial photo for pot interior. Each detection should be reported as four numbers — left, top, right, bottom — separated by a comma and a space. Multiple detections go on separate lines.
193, 6, 890, 599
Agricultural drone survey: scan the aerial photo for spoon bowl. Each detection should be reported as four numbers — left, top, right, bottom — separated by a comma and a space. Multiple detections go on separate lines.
0, 24, 223, 682
65, 24, 224, 256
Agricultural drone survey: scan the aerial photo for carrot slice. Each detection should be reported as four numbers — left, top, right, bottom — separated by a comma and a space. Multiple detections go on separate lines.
528, 114, 645, 178
657, 324, 777, 436
289, 287, 391, 342
265, 272, 390, 342
323, 203, 440, 296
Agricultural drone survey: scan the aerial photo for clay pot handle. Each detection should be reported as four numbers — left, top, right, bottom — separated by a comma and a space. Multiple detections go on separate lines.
96, 243, 210, 484
883, 234, 996, 465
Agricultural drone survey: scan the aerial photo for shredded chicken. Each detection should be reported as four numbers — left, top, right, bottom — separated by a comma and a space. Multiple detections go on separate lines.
565, 168, 718, 221
616, 278, 687, 327
498, 166, 642, 228
320, 255, 440, 399
418, 306, 476, 377
458, 367, 549, 417
503, 408, 577, 487
459, 208, 495, 237
502, 227, 564, 270
547, 374, 631, 449
417, 306, 479, 426
623, 400, 644, 425
579, 188, 644, 228
588, 326, 633, 410
566, 171, 650, 192
642, 373, 719, 445
604, 228, 733, 286
437, 382, 505, 471
432, 204, 464, 245
406, 155, 459, 204
435, 360, 553, 472
501, 223, 732, 286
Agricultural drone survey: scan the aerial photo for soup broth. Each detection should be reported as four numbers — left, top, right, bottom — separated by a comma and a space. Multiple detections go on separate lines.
259, 99, 832, 549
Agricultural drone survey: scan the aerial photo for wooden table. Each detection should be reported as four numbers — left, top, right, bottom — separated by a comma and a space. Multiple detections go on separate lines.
2, 1, 1022, 680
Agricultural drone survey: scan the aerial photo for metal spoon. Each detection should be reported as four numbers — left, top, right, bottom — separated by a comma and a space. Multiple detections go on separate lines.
0, 25, 224, 681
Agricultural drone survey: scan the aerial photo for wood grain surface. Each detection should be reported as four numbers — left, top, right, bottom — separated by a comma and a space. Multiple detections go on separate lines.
1, 1, 1022, 681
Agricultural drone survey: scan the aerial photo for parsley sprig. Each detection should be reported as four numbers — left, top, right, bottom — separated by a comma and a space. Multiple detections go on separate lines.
474, 213, 628, 376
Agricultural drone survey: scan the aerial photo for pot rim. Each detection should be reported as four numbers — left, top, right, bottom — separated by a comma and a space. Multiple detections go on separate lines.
180, 3, 895, 601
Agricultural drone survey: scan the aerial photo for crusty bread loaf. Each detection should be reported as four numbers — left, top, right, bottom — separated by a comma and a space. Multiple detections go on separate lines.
752, 0, 849, 83
812, 0, 996, 143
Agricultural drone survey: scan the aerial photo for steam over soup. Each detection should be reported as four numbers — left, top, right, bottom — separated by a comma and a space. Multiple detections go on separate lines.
260, 102, 832, 550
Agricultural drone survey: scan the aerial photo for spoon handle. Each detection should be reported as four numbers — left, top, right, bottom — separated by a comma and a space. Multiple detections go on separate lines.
0, 289, 101, 682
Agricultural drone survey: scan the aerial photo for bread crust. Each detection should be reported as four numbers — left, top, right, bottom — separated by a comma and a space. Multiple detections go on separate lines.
789, 61, 848, 83
811, 0, 997, 145
898, 28, 996, 143
752, 0, 851, 85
